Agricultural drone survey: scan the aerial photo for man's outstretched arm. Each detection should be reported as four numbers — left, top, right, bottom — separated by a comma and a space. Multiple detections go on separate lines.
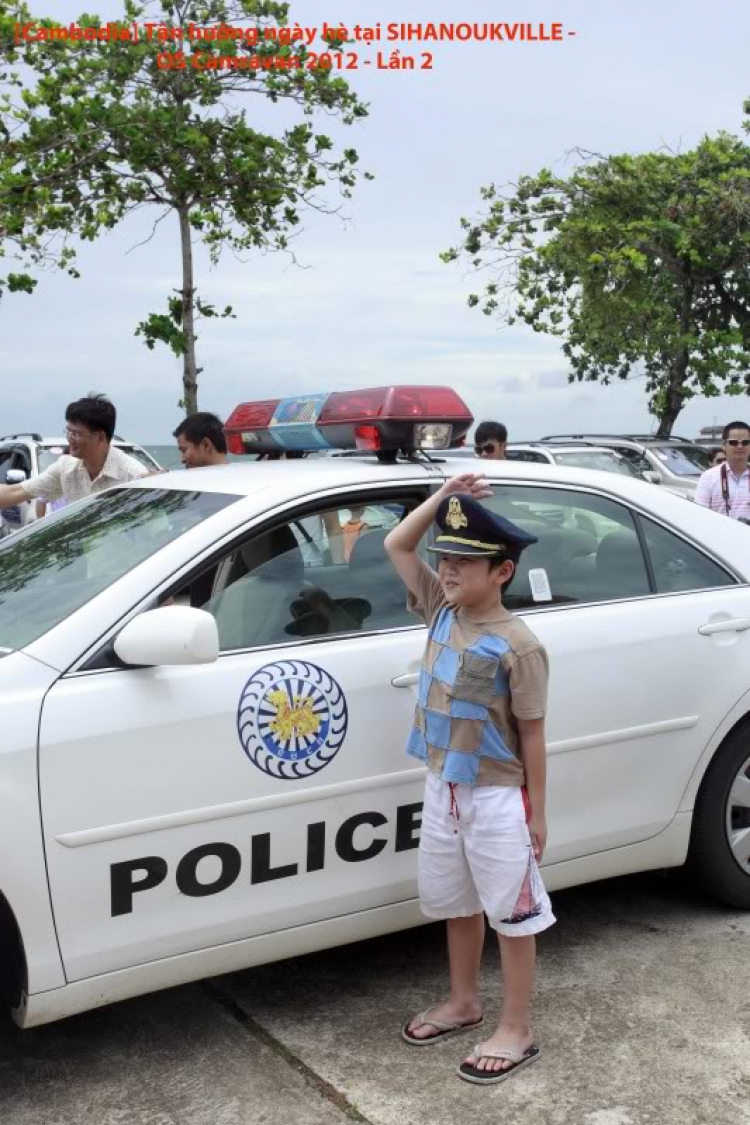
0, 483, 31, 510
0, 461, 63, 510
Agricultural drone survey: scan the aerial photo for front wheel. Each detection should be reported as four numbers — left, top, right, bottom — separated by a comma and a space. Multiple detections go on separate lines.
687, 724, 750, 908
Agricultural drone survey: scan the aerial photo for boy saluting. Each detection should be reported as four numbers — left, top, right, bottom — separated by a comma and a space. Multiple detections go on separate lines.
384, 473, 555, 1085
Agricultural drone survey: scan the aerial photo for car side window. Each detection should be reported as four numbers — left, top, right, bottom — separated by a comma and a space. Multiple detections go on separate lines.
617, 448, 651, 475
12, 447, 32, 476
173, 495, 424, 651
483, 485, 651, 609
0, 448, 14, 482
641, 517, 735, 593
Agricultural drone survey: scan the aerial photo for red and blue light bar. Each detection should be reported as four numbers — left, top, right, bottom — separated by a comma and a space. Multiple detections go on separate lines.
224, 386, 473, 455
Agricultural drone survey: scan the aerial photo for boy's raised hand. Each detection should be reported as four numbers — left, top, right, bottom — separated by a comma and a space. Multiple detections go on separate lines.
385, 471, 492, 598
439, 473, 493, 501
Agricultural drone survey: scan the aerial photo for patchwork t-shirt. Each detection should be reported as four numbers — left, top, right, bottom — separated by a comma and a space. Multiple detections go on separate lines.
405, 562, 548, 787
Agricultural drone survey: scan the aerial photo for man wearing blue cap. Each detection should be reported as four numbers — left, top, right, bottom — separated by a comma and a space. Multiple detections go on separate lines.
385, 473, 555, 1085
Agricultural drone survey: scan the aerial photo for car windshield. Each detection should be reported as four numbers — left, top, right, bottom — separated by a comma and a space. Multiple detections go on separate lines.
0, 488, 238, 652
650, 445, 710, 476
38, 446, 67, 472
118, 444, 160, 470
553, 451, 639, 476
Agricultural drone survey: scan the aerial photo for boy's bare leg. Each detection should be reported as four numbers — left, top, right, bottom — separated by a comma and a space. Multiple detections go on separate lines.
466, 933, 536, 1072
406, 914, 485, 1039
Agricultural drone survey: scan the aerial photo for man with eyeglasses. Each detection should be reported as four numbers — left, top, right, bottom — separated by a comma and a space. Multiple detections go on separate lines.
695, 421, 750, 522
473, 421, 508, 460
0, 393, 147, 513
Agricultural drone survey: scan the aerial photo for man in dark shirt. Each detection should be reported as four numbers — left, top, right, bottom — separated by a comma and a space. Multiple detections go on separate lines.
174, 413, 228, 469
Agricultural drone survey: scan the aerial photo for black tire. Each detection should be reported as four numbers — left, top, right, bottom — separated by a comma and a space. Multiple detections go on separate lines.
688, 723, 750, 909
0, 900, 24, 1015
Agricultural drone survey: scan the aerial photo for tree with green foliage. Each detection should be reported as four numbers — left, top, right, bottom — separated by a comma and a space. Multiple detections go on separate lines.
443, 133, 750, 435
1, 1, 81, 296
1, 0, 369, 411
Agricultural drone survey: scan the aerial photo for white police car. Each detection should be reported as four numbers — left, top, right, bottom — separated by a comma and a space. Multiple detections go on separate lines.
2, 385, 750, 1028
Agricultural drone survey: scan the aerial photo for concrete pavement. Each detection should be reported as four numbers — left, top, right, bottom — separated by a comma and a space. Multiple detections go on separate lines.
2, 871, 750, 1125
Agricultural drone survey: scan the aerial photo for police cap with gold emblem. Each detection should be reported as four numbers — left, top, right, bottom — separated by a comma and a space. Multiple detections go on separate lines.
428, 494, 538, 559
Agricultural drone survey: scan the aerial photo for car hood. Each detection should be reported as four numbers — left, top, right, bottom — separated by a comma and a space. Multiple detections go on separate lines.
664, 478, 698, 496
0, 649, 59, 692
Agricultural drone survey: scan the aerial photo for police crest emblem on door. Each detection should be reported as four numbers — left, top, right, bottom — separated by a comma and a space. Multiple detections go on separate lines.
237, 660, 349, 779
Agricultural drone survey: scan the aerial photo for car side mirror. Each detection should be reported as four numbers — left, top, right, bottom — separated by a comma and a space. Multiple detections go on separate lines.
642, 471, 661, 484
114, 606, 219, 667
6, 469, 27, 484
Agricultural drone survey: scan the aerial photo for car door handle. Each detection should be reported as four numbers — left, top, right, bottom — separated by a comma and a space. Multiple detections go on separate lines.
698, 618, 750, 636
391, 672, 419, 688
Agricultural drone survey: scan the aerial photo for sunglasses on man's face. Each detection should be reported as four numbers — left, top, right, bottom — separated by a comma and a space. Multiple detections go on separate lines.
475, 443, 499, 455
725, 438, 750, 448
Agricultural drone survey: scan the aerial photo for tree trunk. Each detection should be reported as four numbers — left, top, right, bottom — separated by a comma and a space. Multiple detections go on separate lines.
656, 286, 692, 438
655, 360, 687, 437
178, 203, 198, 415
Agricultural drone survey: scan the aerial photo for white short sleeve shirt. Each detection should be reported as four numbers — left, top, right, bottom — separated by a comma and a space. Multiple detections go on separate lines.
22, 445, 148, 503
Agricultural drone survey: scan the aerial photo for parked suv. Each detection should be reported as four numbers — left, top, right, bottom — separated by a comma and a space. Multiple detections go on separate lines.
0, 433, 161, 534
540, 435, 711, 499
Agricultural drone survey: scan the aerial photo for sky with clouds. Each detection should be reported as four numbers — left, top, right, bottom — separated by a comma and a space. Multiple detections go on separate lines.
2, 0, 750, 442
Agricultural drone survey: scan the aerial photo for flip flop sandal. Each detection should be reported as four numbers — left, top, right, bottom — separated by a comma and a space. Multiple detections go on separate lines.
457, 1043, 541, 1085
401, 1008, 484, 1046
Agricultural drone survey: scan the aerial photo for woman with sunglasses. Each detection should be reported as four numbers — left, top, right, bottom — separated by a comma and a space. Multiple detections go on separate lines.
695, 422, 750, 521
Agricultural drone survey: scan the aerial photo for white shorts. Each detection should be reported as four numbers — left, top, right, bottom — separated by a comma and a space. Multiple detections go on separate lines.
418, 773, 556, 937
